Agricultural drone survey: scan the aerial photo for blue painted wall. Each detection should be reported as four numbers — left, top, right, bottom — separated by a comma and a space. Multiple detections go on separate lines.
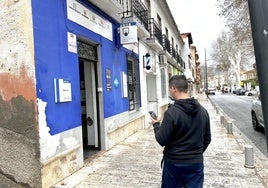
32, 0, 134, 134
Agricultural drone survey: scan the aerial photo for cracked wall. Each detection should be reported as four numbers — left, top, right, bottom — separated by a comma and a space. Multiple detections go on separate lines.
0, 0, 41, 187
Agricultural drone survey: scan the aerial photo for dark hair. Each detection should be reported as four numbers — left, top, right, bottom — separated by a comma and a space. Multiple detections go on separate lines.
169, 75, 188, 93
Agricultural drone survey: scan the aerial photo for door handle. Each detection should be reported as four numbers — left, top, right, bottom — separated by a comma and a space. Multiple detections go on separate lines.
86, 116, 93, 126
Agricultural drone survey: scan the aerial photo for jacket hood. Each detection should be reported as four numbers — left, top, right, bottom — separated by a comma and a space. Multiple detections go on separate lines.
173, 98, 200, 114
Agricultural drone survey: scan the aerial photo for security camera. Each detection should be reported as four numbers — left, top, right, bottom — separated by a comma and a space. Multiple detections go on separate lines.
123, 28, 129, 37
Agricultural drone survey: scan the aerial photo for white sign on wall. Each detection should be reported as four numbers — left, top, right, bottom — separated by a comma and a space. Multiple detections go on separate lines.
67, 32, 77, 53
66, 0, 113, 41
121, 72, 128, 98
54, 78, 72, 103
120, 23, 138, 44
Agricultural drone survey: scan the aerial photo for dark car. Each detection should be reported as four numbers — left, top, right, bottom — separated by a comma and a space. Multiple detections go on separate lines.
251, 94, 264, 131
233, 88, 240, 94
236, 88, 247, 95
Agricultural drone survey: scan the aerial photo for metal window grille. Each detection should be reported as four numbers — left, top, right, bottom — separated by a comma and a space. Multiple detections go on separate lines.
127, 56, 141, 111
162, 34, 171, 54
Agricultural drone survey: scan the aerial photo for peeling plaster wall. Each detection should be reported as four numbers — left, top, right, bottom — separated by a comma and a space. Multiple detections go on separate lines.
0, 0, 41, 187
38, 98, 83, 163
38, 98, 83, 187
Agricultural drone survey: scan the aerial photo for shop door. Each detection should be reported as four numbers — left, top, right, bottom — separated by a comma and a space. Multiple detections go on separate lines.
79, 59, 99, 147
78, 41, 99, 149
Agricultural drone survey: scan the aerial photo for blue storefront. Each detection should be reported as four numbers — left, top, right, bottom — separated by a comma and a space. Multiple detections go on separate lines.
31, 0, 144, 186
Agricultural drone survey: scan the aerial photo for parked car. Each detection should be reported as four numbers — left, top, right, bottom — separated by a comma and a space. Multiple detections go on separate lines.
236, 88, 247, 95
251, 94, 264, 131
232, 88, 240, 94
245, 89, 258, 96
206, 87, 216, 95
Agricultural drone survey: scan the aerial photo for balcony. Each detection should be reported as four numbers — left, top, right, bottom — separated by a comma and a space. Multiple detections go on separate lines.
132, 0, 149, 31
171, 46, 176, 59
87, 0, 150, 39
87, 0, 124, 22
196, 68, 201, 75
195, 78, 201, 85
148, 18, 162, 45
121, 0, 150, 40
177, 54, 186, 70
162, 34, 171, 55
146, 18, 163, 52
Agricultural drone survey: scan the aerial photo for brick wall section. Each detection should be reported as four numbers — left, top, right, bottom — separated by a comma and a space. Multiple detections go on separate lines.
0, 0, 41, 187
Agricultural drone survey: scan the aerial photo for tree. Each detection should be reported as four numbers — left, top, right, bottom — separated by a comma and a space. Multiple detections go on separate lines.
216, 0, 254, 59
209, 0, 255, 89
210, 31, 249, 89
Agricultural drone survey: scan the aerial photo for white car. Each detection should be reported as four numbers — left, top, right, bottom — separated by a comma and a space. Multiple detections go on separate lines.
206, 88, 216, 95
246, 89, 258, 96
251, 94, 264, 131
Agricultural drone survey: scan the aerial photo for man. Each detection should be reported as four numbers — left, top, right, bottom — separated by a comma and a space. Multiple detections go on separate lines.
151, 75, 211, 188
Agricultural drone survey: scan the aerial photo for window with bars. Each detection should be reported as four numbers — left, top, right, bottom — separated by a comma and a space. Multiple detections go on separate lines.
127, 56, 141, 111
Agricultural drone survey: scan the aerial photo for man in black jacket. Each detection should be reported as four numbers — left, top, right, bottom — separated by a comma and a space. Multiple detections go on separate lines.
151, 75, 211, 188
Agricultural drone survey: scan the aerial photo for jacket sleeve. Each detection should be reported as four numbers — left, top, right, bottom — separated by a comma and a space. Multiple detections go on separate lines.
153, 111, 174, 147
203, 112, 211, 152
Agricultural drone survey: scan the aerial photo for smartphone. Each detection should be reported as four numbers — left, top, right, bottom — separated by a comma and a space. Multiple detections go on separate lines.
149, 111, 158, 119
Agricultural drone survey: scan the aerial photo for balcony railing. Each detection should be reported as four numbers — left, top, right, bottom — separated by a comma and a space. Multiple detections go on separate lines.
175, 52, 179, 63
177, 54, 186, 69
162, 34, 171, 54
132, 0, 149, 31
148, 18, 162, 45
171, 46, 176, 59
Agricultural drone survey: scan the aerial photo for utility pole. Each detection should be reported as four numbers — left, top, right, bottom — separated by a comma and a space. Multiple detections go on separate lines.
204, 48, 208, 96
248, 0, 268, 150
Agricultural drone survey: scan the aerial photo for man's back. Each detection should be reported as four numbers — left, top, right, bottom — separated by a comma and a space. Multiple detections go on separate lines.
151, 75, 211, 188
153, 98, 211, 164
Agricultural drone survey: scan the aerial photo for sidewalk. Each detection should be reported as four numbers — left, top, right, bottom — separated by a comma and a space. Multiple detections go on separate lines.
53, 94, 267, 188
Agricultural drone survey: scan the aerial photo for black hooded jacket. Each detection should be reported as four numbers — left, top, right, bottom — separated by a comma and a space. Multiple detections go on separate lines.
153, 98, 211, 164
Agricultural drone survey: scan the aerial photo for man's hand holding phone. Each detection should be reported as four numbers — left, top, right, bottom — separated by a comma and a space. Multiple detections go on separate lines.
149, 111, 160, 125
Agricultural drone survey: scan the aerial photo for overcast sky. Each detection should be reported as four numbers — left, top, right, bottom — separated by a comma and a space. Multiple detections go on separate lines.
166, 0, 225, 63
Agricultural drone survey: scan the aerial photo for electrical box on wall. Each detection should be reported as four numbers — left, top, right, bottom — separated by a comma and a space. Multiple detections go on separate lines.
54, 78, 72, 103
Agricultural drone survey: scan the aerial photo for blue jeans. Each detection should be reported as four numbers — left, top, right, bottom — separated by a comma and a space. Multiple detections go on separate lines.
161, 161, 204, 188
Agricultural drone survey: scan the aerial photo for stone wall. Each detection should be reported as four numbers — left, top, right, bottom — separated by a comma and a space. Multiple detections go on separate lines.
107, 116, 145, 149
41, 145, 81, 188
0, 0, 41, 187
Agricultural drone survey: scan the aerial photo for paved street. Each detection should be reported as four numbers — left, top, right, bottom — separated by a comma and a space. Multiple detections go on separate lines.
210, 93, 267, 157
0, 173, 24, 188
52, 94, 268, 188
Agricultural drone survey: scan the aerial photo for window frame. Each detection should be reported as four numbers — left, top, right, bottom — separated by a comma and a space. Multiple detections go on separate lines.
126, 55, 141, 111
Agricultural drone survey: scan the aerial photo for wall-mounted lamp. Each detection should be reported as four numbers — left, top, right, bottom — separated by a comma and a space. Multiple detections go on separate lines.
159, 54, 167, 68
143, 52, 151, 70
